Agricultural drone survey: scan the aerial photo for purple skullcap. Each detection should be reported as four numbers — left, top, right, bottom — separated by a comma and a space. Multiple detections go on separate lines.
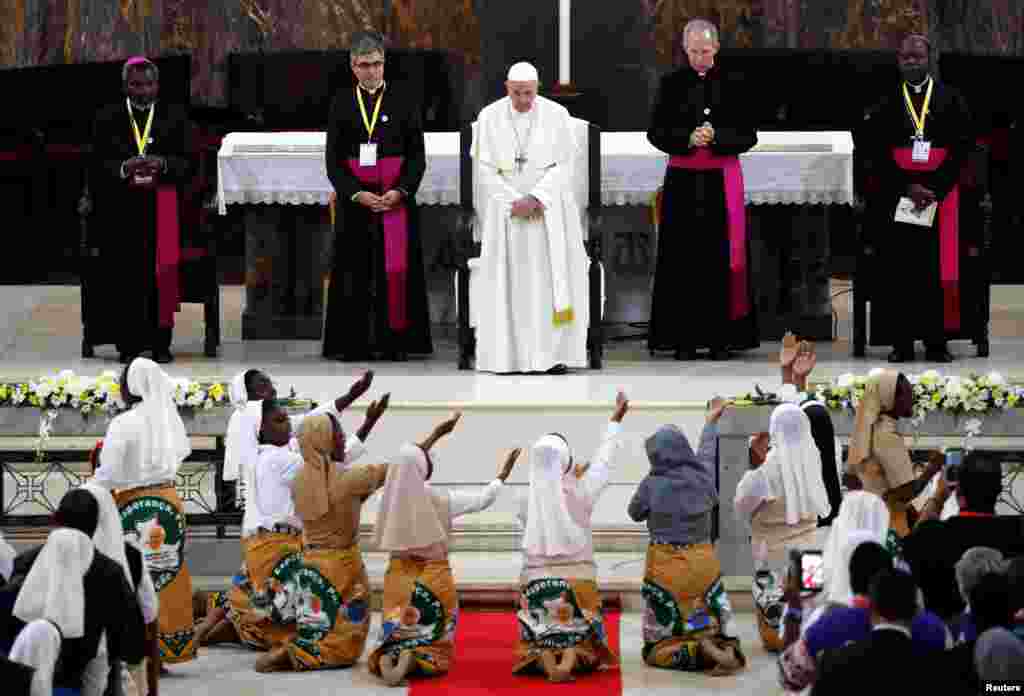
125, 56, 151, 66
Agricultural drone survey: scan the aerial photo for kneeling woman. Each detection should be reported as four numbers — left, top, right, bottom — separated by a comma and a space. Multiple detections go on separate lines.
368, 418, 519, 685
94, 358, 197, 665
734, 403, 831, 653
256, 412, 460, 672
514, 392, 628, 682
629, 399, 745, 674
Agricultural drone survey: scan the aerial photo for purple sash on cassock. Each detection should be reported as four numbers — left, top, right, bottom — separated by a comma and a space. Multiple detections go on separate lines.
346, 156, 409, 332
667, 149, 750, 321
155, 187, 180, 328
891, 147, 960, 333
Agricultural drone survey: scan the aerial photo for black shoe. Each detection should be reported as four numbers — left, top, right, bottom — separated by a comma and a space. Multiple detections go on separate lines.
153, 350, 174, 364
546, 363, 568, 375
709, 348, 733, 361
673, 348, 697, 361
888, 347, 914, 363
924, 347, 954, 363
388, 350, 409, 362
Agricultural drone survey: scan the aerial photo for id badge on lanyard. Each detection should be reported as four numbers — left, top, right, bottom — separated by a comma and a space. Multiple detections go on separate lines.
911, 138, 931, 163
359, 143, 378, 167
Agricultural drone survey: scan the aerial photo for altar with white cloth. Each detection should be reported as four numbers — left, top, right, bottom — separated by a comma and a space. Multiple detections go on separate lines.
218, 130, 854, 341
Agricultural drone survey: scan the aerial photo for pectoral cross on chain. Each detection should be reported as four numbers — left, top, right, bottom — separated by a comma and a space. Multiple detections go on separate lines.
515, 152, 528, 173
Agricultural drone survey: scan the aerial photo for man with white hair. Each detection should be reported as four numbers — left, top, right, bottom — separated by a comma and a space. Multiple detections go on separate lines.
471, 62, 590, 374
647, 19, 757, 361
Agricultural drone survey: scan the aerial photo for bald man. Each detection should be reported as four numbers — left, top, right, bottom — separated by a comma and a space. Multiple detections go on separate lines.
647, 19, 758, 362
470, 62, 590, 375
856, 33, 971, 363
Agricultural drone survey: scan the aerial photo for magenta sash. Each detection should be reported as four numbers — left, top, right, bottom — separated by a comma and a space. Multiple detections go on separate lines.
346, 156, 409, 332
667, 150, 749, 320
891, 147, 960, 332
155, 186, 180, 328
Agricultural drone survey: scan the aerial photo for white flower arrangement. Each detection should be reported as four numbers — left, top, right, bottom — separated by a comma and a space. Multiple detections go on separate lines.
0, 369, 229, 416
812, 370, 1023, 435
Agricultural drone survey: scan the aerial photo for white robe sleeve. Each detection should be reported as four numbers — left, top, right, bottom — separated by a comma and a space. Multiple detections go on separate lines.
447, 480, 504, 520
582, 422, 623, 504
734, 468, 771, 522
8, 620, 62, 696
342, 434, 366, 467
94, 417, 130, 489
136, 559, 160, 626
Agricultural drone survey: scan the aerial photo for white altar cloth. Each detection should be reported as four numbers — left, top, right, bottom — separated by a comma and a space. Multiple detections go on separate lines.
217, 130, 853, 214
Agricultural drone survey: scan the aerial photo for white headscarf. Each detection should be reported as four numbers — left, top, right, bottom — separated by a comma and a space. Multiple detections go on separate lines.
13, 528, 94, 638
522, 435, 588, 557
9, 619, 62, 696
79, 483, 134, 590
822, 491, 889, 603
761, 404, 831, 525
228, 371, 249, 408
373, 444, 447, 551
0, 530, 14, 583
224, 400, 263, 485
124, 358, 191, 483
825, 529, 888, 604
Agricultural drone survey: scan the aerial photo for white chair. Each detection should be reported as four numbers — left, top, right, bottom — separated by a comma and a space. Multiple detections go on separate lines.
453, 118, 605, 370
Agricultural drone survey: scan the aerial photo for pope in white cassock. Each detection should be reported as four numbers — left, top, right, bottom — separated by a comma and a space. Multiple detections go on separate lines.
472, 62, 589, 375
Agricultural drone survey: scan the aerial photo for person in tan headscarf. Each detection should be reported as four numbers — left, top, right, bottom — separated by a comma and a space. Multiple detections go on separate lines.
847, 368, 941, 538
368, 424, 521, 685
254, 411, 461, 673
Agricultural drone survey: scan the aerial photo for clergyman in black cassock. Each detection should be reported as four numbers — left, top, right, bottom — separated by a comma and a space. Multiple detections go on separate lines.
856, 34, 972, 363
646, 21, 758, 361
322, 35, 432, 361
89, 58, 192, 364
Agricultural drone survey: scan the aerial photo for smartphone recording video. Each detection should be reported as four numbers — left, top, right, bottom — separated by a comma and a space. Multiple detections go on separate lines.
799, 550, 824, 592
945, 448, 964, 483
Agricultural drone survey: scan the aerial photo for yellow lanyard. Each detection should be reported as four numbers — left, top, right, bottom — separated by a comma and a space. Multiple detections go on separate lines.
356, 86, 384, 141
902, 78, 933, 139
127, 99, 155, 156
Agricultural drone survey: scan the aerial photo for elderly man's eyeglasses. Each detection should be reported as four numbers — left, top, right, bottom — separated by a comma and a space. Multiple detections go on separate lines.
354, 60, 385, 70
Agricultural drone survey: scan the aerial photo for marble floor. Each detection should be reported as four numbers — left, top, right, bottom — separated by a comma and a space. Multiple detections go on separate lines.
163, 611, 778, 696
2, 284, 1024, 408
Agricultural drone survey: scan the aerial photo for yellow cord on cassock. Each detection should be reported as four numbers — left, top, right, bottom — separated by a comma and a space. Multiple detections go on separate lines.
553, 308, 575, 326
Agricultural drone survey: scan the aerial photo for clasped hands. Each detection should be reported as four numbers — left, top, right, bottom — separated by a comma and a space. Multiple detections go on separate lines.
511, 195, 544, 219
356, 189, 403, 213
124, 155, 166, 179
689, 124, 715, 148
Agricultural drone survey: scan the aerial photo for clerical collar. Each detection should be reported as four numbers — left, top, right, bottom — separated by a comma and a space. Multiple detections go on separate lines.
129, 100, 155, 111
905, 75, 931, 94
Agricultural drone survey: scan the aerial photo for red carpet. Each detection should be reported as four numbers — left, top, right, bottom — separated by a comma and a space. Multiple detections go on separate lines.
411, 611, 622, 696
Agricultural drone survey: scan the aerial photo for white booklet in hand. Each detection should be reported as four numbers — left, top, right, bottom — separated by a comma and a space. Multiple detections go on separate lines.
894, 197, 937, 227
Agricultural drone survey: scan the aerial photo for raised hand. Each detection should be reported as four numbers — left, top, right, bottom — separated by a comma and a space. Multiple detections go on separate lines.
780, 332, 799, 368
611, 391, 629, 423
365, 392, 390, 423
573, 460, 591, 479
348, 370, 374, 399
498, 447, 521, 482
706, 397, 731, 424
792, 342, 817, 382
433, 412, 462, 440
